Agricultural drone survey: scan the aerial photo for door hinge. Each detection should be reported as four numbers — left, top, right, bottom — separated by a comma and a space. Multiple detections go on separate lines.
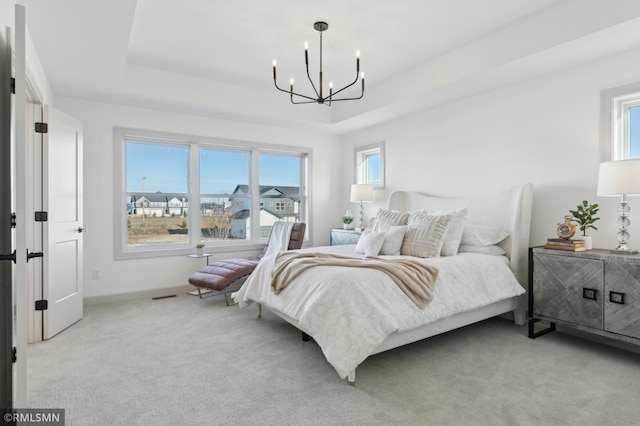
26, 250, 44, 262
35, 122, 48, 134
10, 77, 15, 94
11, 212, 16, 228
35, 300, 48, 311
12, 346, 16, 363
0, 250, 16, 264
34, 211, 48, 222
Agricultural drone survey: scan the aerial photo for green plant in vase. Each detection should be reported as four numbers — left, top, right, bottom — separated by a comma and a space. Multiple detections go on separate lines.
569, 200, 600, 249
342, 213, 354, 229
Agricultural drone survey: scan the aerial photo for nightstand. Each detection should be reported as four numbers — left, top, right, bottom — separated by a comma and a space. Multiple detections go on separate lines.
330, 228, 362, 246
529, 247, 640, 347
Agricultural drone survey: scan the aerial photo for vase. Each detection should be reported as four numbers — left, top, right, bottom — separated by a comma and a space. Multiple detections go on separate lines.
575, 236, 593, 250
343, 224, 353, 230
196, 248, 204, 256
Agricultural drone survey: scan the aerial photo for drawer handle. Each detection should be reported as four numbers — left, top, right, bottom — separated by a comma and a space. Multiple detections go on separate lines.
609, 291, 626, 305
582, 288, 598, 301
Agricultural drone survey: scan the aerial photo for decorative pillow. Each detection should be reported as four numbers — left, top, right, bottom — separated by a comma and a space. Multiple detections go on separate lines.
461, 224, 509, 247
424, 207, 467, 256
400, 212, 452, 258
355, 229, 385, 256
458, 244, 506, 256
371, 209, 410, 233
379, 225, 407, 256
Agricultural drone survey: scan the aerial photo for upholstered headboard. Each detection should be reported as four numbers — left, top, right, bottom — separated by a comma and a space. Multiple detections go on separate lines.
387, 183, 533, 289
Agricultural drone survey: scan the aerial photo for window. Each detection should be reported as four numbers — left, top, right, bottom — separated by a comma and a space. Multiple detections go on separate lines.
354, 142, 384, 188
125, 141, 189, 246
200, 148, 249, 242
114, 128, 309, 258
602, 83, 640, 161
258, 153, 302, 238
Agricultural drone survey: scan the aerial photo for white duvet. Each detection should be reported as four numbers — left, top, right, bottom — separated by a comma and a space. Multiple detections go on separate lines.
235, 245, 525, 379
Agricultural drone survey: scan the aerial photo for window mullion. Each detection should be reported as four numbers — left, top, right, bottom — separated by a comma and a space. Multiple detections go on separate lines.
189, 143, 200, 246
250, 149, 260, 242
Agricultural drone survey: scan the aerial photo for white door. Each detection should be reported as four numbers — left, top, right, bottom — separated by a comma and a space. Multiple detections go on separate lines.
42, 106, 84, 339
14, 4, 29, 408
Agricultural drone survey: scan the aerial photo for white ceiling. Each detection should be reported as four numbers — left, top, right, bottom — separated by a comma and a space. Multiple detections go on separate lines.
17, 0, 640, 134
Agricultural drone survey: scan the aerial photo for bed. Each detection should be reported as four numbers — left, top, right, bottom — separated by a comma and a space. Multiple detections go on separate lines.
235, 183, 533, 384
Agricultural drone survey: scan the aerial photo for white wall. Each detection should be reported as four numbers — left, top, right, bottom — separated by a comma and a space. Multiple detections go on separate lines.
341, 46, 640, 251
55, 97, 340, 300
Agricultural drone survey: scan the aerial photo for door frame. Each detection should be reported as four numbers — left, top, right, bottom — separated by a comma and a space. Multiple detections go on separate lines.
26, 97, 44, 344
1, 24, 14, 413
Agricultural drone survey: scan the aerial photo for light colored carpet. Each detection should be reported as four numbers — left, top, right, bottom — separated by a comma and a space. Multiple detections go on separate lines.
27, 293, 640, 426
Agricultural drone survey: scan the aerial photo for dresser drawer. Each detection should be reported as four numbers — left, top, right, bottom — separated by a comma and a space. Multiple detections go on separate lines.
533, 252, 604, 329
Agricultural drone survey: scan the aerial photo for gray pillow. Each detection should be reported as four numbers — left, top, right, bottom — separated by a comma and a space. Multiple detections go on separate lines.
400, 212, 452, 258
424, 207, 467, 256
371, 209, 410, 233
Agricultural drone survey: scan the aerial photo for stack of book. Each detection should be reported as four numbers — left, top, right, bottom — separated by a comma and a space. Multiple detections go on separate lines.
543, 238, 586, 252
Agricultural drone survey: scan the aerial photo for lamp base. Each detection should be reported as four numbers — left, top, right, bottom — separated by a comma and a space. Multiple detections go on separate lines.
609, 247, 638, 255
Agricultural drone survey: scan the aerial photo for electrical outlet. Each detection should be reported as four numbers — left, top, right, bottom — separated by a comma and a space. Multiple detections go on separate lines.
92, 268, 101, 279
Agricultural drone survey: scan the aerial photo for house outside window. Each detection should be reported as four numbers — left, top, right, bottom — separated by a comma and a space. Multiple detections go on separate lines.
114, 128, 309, 259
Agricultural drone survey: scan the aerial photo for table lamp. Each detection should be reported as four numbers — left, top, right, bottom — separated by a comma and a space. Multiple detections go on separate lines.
350, 184, 373, 230
597, 159, 640, 254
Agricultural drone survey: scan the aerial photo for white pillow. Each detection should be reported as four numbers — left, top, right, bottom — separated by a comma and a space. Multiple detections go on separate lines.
371, 209, 410, 233
400, 212, 452, 258
355, 229, 385, 256
424, 207, 467, 256
461, 224, 509, 247
458, 244, 506, 256
379, 225, 407, 256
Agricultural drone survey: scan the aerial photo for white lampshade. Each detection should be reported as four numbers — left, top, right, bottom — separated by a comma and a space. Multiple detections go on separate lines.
350, 184, 373, 202
597, 159, 640, 196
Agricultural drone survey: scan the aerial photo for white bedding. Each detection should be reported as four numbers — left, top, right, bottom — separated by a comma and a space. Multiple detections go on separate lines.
235, 244, 525, 379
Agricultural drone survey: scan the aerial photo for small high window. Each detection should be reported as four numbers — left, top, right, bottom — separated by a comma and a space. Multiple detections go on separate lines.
602, 83, 640, 161
354, 142, 385, 188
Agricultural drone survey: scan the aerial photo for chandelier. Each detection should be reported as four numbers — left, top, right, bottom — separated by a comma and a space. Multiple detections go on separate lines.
272, 21, 364, 105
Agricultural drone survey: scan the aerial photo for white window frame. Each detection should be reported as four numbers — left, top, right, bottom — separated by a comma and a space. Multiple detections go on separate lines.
354, 141, 385, 188
601, 82, 640, 161
114, 127, 311, 259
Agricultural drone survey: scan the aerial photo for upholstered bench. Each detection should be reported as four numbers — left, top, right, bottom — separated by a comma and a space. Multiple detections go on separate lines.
188, 258, 259, 305
188, 222, 306, 305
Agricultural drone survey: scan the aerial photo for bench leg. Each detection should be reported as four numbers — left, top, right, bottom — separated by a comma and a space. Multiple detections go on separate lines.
223, 289, 240, 307
347, 370, 356, 386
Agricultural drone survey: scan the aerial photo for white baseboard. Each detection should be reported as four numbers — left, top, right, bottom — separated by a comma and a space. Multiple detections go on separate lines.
83, 284, 193, 306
